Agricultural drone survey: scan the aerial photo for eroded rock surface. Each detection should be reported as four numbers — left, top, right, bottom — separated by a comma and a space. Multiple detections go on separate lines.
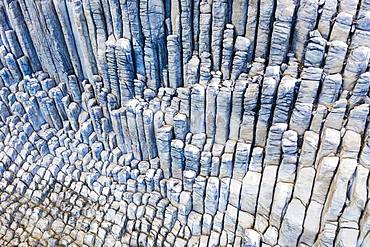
0, 0, 370, 246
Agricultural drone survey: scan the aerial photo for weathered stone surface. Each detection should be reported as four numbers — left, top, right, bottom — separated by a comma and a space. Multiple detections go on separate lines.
270, 130, 297, 229
211, 0, 228, 71
215, 86, 232, 144
1, 1, 369, 246
254, 77, 278, 147
190, 84, 205, 134
229, 78, 248, 140
300, 157, 340, 245
292, 0, 318, 61
343, 46, 370, 90
239, 83, 259, 143
204, 177, 220, 216
269, 0, 296, 66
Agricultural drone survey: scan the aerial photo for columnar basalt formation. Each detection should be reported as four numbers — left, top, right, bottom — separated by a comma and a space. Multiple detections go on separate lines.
0, 0, 370, 246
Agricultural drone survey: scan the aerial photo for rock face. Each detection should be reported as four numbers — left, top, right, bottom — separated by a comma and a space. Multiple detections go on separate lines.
0, 0, 369, 247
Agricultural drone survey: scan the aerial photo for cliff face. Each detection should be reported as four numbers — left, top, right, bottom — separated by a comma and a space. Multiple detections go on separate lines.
0, 0, 370, 246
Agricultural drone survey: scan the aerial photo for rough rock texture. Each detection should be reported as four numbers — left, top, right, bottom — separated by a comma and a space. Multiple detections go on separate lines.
0, 0, 370, 246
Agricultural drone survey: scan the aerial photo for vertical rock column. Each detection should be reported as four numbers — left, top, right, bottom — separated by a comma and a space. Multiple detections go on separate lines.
336, 162, 369, 247
231, 0, 249, 36
0, 6, 11, 50
185, 54, 200, 86
139, 0, 166, 91
230, 37, 251, 82
135, 104, 149, 161
67, 75, 82, 104
254, 77, 278, 147
317, 107, 367, 245
292, 0, 318, 61
244, 0, 259, 62
7, 1, 41, 72
67, 0, 98, 80
215, 85, 232, 144
205, 74, 221, 139
105, 36, 120, 102
86, 0, 107, 81
255, 123, 287, 233
81, 0, 98, 59
317, 0, 338, 39
156, 125, 173, 178
120, 108, 133, 155
278, 130, 319, 246
349, 72, 370, 106
180, 0, 193, 66
143, 109, 158, 160
190, 84, 205, 134
329, 12, 353, 43
126, 100, 142, 160
299, 156, 340, 245
303, 31, 326, 67
193, 0, 200, 52
318, 74, 342, 106
323, 40, 348, 74
254, 0, 276, 59
116, 38, 135, 105
170, 139, 185, 179
239, 83, 259, 143
271, 76, 297, 124
342, 46, 370, 91
232, 142, 251, 180
266, 130, 298, 246
4, 53, 21, 83
108, 0, 123, 38
198, 1, 212, 56
110, 109, 126, 154
205, 177, 220, 217
239, 147, 264, 233
36, 91, 53, 127
199, 52, 212, 84
221, 24, 234, 80
185, 144, 201, 174
229, 77, 248, 140
269, 0, 297, 65
290, 67, 323, 136
49, 87, 68, 122
4, 30, 23, 59
211, 0, 228, 71
38, 0, 74, 84
167, 35, 183, 89
127, 0, 145, 77
45, 98, 63, 130
357, 127, 370, 246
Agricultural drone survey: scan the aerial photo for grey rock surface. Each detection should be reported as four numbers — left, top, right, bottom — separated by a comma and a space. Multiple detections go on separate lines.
0, 0, 370, 246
